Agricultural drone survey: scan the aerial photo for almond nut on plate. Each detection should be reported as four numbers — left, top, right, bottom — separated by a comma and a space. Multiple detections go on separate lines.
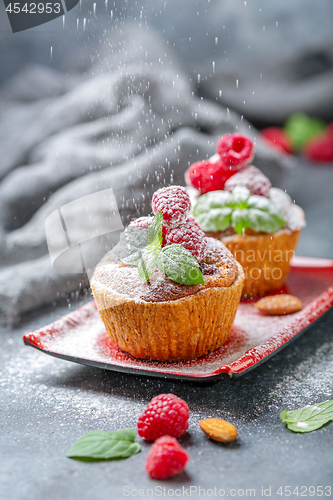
199, 418, 238, 443
254, 294, 302, 315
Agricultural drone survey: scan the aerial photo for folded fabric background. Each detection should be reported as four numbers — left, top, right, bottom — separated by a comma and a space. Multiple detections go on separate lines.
0, 24, 295, 323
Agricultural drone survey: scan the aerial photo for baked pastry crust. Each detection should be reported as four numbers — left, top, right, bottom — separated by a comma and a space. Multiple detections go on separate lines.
91, 239, 244, 362
206, 228, 301, 297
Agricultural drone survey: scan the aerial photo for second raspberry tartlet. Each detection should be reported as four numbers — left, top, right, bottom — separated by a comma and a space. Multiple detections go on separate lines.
187, 133, 306, 297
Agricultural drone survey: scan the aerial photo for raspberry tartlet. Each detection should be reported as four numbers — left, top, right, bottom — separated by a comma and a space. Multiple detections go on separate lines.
90, 186, 244, 362
186, 134, 306, 298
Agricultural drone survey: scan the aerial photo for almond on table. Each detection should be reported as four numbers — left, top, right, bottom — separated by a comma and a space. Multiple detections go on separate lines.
254, 294, 302, 315
199, 418, 238, 443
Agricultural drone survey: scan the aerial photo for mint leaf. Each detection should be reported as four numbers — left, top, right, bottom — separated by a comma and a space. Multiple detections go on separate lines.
192, 185, 285, 235
112, 226, 148, 265
137, 247, 159, 282
248, 194, 284, 216
196, 208, 232, 232
231, 185, 251, 207
147, 211, 163, 248
193, 191, 233, 216
112, 213, 162, 278
247, 209, 281, 233
157, 244, 204, 285
280, 400, 333, 433
247, 195, 272, 212
67, 428, 141, 461
231, 209, 250, 235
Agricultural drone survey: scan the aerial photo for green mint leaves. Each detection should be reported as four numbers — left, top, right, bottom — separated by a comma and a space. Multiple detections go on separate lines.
147, 210, 163, 248
112, 212, 204, 285
280, 400, 333, 433
112, 226, 149, 266
66, 428, 141, 461
157, 244, 203, 285
193, 185, 285, 235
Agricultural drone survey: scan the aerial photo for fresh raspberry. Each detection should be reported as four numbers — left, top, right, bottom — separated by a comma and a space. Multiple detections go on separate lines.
261, 127, 295, 155
185, 159, 235, 194
216, 133, 254, 171
164, 221, 207, 261
137, 394, 190, 441
145, 436, 189, 480
303, 130, 333, 163
152, 186, 191, 228
186, 214, 201, 229
224, 165, 272, 197
128, 216, 151, 231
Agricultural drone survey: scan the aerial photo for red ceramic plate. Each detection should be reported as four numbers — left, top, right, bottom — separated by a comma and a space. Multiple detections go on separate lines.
23, 256, 333, 381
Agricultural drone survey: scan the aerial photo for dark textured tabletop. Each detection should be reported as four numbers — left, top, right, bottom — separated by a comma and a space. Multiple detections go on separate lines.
1, 158, 333, 500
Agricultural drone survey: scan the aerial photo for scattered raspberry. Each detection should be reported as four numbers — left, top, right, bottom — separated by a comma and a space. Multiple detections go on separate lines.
261, 127, 294, 155
152, 186, 191, 228
216, 133, 254, 171
303, 130, 333, 163
185, 159, 235, 194
164, 221, 208, 261
138, 394, 190, 441
224, 165, 272, 197
145, 436, 189, 480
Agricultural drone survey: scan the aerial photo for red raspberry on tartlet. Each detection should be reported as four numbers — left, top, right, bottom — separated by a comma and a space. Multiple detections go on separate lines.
145, 436, 189, 480
216, 133, 254, 171
185, 158, 235, 194
128, 216, 151, 230
164, 221, 208, 261
224, 165, 272, 197
138, 394, 190, 441
152, 186, 191, 228
261, 127, 294, 155
186, 214, 201, 229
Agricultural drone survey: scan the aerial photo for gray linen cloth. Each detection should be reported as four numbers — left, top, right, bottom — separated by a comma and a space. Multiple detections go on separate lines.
0, 24, 290, 323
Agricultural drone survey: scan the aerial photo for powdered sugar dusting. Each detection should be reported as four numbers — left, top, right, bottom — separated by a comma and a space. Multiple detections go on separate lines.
4, 311, 144, 431
224, 165, 272, 197
269, 187, 306, 232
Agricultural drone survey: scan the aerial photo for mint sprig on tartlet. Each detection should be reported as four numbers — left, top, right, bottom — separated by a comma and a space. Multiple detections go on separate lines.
112, 212, 204, 285
193, 185, 285, 235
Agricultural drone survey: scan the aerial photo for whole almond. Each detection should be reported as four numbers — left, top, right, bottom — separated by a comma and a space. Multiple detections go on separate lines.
254, 294, 302, 315
199, 418, 238, 443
